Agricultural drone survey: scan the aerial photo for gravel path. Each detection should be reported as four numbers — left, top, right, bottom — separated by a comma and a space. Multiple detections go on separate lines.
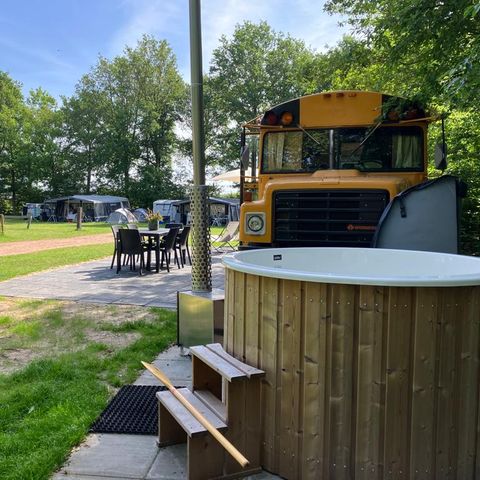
0, 233, 112, 256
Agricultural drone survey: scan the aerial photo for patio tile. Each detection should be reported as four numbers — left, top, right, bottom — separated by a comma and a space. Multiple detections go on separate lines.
60, 434, 158, 479
52, 475, 139, 480
146, 444, 187, 479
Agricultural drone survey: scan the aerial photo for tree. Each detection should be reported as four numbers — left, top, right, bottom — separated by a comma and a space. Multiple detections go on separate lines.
0, 71, 27, 211
80, 35, 188, 206
26, 88, 66, 197
62, 77, 107, 193
324, 0, 480, 108
206, 21, 318, 169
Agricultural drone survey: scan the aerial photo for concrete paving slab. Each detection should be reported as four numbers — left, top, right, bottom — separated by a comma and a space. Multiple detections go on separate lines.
146, 444, 187, 479
52, 475, 139, 480
0, 255, 226, 308
59, 434, 159, 479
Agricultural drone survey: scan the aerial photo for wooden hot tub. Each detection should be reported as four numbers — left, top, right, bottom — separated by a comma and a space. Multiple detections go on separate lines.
222, 248, 480, 480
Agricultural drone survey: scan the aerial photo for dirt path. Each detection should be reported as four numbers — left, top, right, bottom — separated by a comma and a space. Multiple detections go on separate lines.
0, 233, 112, 256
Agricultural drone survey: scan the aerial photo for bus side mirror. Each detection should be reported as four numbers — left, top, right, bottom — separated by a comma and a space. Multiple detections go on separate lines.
434, 142, 447, 170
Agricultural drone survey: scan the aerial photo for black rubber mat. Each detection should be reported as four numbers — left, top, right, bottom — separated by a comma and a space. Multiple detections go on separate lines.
90, 385, 176, 435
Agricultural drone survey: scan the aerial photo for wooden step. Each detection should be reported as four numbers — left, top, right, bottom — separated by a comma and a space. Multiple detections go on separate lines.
157, 388, 227, 438
194, 389, 227, 422
190, 344, 264, 382
206, 343, 264, 378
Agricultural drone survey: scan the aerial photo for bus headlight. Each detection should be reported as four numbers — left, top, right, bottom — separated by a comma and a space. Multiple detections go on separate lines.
245, 213, 265, 235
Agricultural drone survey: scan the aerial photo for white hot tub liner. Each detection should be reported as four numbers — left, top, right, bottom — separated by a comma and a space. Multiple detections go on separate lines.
222, 248, 480, 287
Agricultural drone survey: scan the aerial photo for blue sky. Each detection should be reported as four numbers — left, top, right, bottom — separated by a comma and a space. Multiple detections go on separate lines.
0, 0, 346, 100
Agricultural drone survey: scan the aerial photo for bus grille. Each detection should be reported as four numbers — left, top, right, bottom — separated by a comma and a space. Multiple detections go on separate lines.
273, 189, 389, 247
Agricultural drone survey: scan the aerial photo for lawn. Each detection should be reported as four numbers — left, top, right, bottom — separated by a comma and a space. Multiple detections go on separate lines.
0, 244, 113, 282
0, 298, 177, 480
0, 218, 111, 243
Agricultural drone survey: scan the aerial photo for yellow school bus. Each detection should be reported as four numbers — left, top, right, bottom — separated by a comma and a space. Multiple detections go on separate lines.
239, 90, 435, 249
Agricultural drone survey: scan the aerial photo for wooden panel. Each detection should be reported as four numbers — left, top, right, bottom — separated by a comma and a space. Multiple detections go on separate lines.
190, 345, 246, 382
435, 288, 460, 479
244, 377, 262, 469
157, 388, 227, 437
188, 434, 224, 480
158, 402, 187, 446
194, 389, 227, 422
355, 286, 386, 480
384, 287, 413, 478
245, 274, 261, 366
278, 280, 302, 479
224, 380, 247, 474
259, 276, 280, 471
225, 269, 235, 352
456, 287, 480, 479
409, 288, 438, 479
233, 271, 246, 361
192, 356, 222, 399
301, 282, 328, 480
328, 284, 356, 480
206, 342, 264, 377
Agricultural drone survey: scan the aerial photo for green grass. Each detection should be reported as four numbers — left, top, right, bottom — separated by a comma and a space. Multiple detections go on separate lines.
0, 303, 177, 480
0, 244, 113, 282
0, 219, 111, 243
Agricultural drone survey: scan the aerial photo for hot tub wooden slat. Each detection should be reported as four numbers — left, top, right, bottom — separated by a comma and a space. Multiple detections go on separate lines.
355, 285, 386, 480
245, 274, 260, 366
384, 287, 414, 476
328, 284, 356, 479
301, 282, 328, 479
435, 288, 460, 478
457, 288, 479, 479
233, 271, 246, 361
409, 288, 438, 478
278, 280, 302, 479
260, 276, 280, 471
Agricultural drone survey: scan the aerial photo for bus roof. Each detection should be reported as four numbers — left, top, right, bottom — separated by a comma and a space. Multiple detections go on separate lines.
243, 90, 434, 131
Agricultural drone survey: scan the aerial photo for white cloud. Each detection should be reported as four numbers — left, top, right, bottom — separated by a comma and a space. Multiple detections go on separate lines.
111, 0, 347, 78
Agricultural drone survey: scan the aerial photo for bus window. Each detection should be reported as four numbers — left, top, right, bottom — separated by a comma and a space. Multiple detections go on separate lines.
263, 126, 423, 173
263, 130, 329, 173
337, 126, 423, 171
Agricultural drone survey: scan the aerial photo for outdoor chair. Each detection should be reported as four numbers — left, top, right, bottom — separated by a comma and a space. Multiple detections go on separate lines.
159, 227, 181, 272
165, 222, 183, 229
110, 225, 122, 269
117, 229, 149, 275
175, 225, 191, 267
126, 223, 139, 230
211, 220, 239, 252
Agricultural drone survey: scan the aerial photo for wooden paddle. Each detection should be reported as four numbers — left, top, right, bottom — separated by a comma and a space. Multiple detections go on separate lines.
141, 361, 250, 468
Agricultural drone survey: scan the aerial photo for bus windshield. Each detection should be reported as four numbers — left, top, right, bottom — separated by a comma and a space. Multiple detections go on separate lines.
262, 126, 424, 173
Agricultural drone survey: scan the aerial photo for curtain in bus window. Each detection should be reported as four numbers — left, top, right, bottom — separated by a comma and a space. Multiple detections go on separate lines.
265, 132, 302, 171
282, 132, 302, 170
265, 133, 285, 170
392, 133, 422, 168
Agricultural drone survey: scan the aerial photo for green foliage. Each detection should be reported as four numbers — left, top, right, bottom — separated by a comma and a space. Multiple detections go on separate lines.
205, 21, 319, 169
324, 0, 480, 109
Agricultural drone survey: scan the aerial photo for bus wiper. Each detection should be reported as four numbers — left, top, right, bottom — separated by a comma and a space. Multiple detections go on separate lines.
347, 120, 383, 160
297, 124, 322, 145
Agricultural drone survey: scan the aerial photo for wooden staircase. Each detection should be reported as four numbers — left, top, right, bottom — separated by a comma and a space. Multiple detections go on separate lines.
157, 343, 265, 479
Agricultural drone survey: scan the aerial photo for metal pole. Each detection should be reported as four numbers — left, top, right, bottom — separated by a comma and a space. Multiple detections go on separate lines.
189, 0, 211, 292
